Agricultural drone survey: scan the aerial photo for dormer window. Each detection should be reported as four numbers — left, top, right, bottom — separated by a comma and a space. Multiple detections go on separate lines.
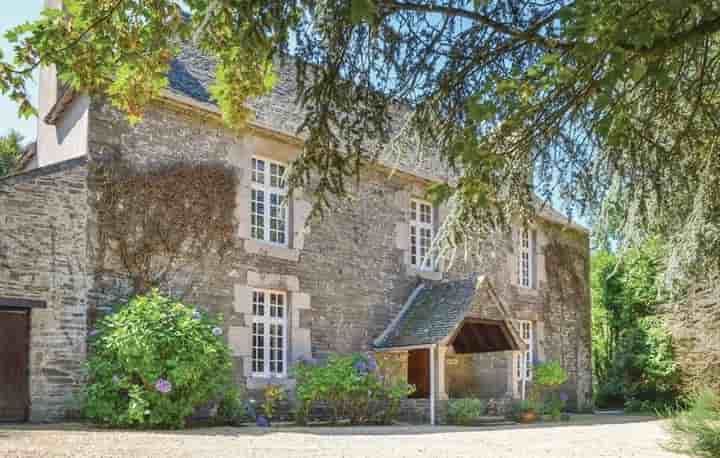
410, 199, 434, 271
250, 157, 288, 246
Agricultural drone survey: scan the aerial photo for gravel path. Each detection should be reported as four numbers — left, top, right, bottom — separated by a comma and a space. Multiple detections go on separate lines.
0, 414, 681, 458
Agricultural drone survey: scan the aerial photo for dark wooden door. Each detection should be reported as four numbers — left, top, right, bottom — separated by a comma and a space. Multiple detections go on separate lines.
0, 309, 30, 422
407, 349, 430, 398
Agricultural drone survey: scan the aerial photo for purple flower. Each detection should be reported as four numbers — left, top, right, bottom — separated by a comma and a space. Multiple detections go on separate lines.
212, 326, 223, 337
559, 392, 569, 402
366, 355, 378, 372
354, 360, 369, 375
89, 329, 100, 338
155, 378, 172, 394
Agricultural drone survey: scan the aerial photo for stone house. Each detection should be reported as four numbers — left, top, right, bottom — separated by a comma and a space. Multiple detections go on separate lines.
0, 40, 592, 422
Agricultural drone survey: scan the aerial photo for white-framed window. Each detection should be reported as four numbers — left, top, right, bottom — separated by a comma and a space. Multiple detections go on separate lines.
250, 157, 288, 246
518, 227, 533, 288
516, 320, 533, 381
410, 199, 434, 270
251, 289, 287, 377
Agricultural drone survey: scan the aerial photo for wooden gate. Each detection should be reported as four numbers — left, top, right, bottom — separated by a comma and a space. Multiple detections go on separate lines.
0, 309, 30, 422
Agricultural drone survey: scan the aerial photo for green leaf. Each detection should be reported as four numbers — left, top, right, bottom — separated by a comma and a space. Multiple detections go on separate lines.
350, 0, 375, 24
630, 62, 647, 82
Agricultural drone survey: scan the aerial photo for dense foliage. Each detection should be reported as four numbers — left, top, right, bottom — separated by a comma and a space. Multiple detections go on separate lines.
0, 130, 23, 177
446, 398, 486, 425
2, 2, 720, 285
83, 291, 236, 428
668, 389, 720, 458
293, 353, 414, 425
591, 238, 680, 410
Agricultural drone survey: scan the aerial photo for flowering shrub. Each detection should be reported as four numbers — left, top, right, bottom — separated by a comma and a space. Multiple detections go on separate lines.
447, 398, 486, 425
83, 291, 235, 428
293, 353, 414, 425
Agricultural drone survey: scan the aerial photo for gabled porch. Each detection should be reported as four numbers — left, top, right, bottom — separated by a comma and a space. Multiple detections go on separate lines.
374, 275, 528, 424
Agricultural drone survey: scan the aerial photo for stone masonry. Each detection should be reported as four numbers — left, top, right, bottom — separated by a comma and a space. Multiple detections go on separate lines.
0, 158, 90, 420
0, 44, 592, 420
664, 288, 720, 393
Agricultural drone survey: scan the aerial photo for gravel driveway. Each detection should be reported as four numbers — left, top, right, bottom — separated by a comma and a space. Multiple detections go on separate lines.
0, 414, 681, 458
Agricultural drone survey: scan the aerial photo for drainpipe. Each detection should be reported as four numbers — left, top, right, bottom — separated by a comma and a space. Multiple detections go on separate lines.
430, 344, 436, 426
520, 350, 527, 401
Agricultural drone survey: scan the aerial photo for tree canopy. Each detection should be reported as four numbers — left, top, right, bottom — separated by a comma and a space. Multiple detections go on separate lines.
0, 130, 24, 177
2, 0, 719, 286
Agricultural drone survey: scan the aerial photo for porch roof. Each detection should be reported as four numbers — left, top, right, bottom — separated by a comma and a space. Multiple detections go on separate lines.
374, 275, 523, 351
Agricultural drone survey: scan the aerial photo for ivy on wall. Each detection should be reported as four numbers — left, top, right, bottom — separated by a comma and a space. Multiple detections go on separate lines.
94, 162, 237, 292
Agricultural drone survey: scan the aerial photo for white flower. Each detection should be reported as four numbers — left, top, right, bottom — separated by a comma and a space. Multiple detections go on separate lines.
212, 326, 223, 336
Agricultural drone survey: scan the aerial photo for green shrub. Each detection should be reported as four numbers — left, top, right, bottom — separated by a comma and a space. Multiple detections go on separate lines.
447, 398, 485, 425
215, 386, 247, 425
668, 389, 720, 457
262, 384, 286, 420
83, 291, 235, 428
293, 353, 414, 425
534, 360, 568, 388
531, 360, 568, 403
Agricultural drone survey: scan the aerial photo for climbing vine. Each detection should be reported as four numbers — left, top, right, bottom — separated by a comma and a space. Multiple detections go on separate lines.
94, 161, 237, 292
543, 227, 591, 370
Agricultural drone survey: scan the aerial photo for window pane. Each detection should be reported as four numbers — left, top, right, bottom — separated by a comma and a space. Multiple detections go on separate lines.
270, 163, 286, 188
269, 323, 284, 375
269, 193, 286, 244
253, 291, 265, 316
252, 158, 265, 184
270, 293, 284, 318
420, 203, 432, 224
251, 189, 265, 240
252, 322, 265, 373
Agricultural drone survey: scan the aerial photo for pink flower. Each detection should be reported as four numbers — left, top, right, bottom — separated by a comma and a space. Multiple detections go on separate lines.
155, 378, 172, 394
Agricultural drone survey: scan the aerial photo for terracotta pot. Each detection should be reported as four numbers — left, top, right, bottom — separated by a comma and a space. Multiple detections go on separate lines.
519, 411, 538, 423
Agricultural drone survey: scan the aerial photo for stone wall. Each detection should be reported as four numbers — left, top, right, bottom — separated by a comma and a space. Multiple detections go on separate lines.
83, 98, 592, 409
664, 288, 720, 393
0, 158, 90, 421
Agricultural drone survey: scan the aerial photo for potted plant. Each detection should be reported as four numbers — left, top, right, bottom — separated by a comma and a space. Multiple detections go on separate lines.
517, 399, 540, 423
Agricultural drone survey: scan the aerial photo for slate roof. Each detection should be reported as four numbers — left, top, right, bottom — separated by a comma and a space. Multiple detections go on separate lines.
166, 45, 587, 233
167, 45, 216, 105
374, 277, 478, 349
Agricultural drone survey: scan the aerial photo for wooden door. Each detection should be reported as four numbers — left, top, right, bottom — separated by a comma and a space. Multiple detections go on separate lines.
407, 349, 430, 398
0, 309, 30, 422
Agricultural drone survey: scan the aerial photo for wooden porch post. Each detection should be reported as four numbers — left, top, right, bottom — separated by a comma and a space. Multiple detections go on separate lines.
438, 345, 448, 400
430, 344, 436, 426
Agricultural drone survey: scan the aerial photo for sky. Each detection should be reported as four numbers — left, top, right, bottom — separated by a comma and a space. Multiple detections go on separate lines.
0, 2, 42, 143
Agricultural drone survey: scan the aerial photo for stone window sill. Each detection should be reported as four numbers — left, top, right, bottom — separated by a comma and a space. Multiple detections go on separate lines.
513, 284, 540, 296
244, 239, 300, 262
246, 376, 296, 391
408, 267, 443, 281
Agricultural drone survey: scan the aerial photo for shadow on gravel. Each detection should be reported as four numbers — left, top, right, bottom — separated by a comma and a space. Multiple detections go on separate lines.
0, 414, 663, 438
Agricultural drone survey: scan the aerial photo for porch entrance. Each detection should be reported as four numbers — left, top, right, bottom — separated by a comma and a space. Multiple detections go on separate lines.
407, 349, 430, 398
0, 308, 30, 422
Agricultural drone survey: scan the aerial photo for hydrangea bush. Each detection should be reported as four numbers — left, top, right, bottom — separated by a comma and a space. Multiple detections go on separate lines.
293, 353, 414, 425
83, 291, 236, 428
